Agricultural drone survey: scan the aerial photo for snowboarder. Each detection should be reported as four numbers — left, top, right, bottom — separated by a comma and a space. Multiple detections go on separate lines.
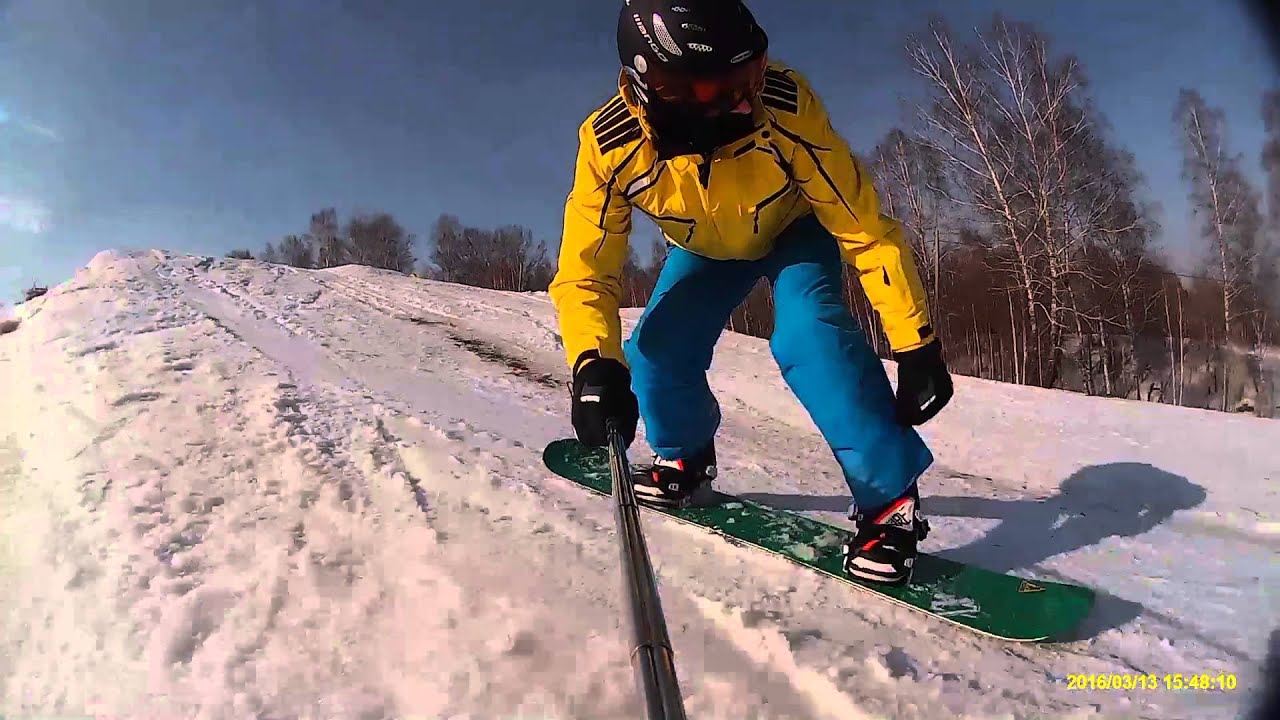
549, 0, 953, 586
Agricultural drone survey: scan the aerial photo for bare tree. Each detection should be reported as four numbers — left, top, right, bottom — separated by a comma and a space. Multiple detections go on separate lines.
346, 211, 416, 273
968, 18, 1160, 391
1263, 91, 1280, 240
309, 208, 347, 269
1070, 134, 1163, 398
616, 235, 670, 307
908, 17, 1048, 385
621, 245, 649, 307
887, 13, 1182, 399
1176, 89, 1265, 408
978, 18, 1090, 389
727, 279, 775, 337
1259, 90, 1280, 319
428, 214, 470, 281
278, 234, 315, 269
1161, 275, 1191, 406
430, 214, 551, 291
492, 224, 553, 290
260, 242, 281, 264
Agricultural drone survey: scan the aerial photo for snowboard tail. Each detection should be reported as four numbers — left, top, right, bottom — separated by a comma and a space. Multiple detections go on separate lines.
543, 438, 1095, 642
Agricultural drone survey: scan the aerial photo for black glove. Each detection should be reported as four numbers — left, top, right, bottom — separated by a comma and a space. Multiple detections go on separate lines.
893, 339, 953, 426
570, 352, 639, 447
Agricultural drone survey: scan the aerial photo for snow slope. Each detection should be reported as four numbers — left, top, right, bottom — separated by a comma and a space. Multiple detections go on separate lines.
1, 249, 1276, 720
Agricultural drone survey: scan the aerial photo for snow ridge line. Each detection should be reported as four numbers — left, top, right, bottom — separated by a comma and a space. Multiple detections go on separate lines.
325, 268, 563, 342
319, 273, 567, 383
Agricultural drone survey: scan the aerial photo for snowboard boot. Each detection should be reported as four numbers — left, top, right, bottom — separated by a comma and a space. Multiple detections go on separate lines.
842, 482, 930, 586
631, 442, 717, 508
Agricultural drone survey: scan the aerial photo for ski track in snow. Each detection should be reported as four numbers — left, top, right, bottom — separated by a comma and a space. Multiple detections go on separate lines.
0, 249, 1276, 720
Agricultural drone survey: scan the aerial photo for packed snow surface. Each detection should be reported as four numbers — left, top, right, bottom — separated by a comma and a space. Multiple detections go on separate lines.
1, 249, 1276, 719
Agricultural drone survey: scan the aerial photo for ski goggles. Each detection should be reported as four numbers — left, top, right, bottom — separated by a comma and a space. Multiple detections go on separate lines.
646, 54, 767, 115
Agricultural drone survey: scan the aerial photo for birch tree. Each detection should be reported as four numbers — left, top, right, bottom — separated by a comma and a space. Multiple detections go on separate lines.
907, 18, 1044, 383
978, 19, 1087, 388
1176, 89, 1266, 409
1069, 134, 1162, 398
907, 17, 1138, 388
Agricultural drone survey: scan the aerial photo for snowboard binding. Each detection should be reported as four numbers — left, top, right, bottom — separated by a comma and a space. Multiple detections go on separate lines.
842, 483, 930, 586
631, 444, 718, 509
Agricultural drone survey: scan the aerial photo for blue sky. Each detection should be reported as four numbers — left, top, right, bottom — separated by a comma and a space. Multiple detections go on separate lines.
1, 0, 1277, 302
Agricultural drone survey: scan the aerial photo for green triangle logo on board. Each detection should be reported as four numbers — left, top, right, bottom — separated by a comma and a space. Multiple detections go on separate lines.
1018, 580, 1045, 593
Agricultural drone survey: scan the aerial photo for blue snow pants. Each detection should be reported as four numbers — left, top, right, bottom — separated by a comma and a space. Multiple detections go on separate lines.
623, 213, 934, 511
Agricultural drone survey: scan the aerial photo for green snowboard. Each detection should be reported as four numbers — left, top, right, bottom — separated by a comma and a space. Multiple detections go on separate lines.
543, 438, 1095, 642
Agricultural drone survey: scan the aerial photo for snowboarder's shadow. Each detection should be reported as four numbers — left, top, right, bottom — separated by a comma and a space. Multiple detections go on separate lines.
743, 462, 1204, 572
742, 462, 1210, 641
923, 462, 1206, 574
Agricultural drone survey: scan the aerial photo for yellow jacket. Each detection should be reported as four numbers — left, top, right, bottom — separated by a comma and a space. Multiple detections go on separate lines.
549, 60, 933, 372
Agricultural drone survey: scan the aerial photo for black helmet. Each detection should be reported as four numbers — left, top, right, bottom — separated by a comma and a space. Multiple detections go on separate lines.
617, 0, 769, 117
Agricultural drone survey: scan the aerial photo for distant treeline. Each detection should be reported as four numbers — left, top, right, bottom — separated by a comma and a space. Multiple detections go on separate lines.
227, 14, 1278, 417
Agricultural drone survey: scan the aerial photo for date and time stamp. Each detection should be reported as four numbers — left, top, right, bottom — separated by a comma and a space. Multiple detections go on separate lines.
1064, 672, 1239, 691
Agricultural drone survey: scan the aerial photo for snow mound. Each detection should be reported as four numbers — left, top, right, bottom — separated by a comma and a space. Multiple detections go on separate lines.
0, 251, 1275, 719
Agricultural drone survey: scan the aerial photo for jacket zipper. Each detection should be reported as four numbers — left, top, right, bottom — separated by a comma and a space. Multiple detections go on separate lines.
690, 128, 768, 248
692, 153, 721, 248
